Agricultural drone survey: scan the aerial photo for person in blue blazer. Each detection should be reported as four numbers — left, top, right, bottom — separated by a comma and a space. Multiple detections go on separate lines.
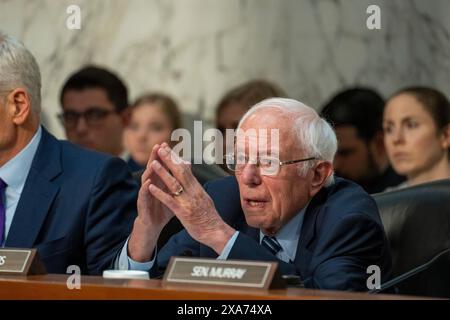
0, 32, 138, 275
125, 98, 392, 291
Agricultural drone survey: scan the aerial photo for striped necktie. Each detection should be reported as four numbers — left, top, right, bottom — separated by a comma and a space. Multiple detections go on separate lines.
261, 235, 282, 256
0, 178, 7, 246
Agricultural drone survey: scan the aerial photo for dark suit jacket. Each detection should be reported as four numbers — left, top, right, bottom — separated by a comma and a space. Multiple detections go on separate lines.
127, 156, 144, 173
152, 176, 392, 291
5, 127, 138, 275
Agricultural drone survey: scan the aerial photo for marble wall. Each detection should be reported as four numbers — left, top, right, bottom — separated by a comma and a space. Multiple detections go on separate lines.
1, 0, 449, 138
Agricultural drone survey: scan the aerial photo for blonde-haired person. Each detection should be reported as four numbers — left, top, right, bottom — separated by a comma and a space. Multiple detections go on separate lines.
125, 92, 227, 182
124, 93, 181, 171
383, 87, 450, 191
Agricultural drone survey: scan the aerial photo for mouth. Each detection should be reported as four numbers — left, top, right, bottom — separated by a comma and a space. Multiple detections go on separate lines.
135, 148, 149, 154
392, 152, 409, 160
243, 198, 269, 209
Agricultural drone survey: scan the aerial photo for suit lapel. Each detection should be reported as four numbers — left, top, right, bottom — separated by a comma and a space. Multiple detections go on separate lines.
298, 187, 328, 250
295, 187, 328, 272
240, 222, 259, 242
6, 128, 62, 248
199, 210, 260, 257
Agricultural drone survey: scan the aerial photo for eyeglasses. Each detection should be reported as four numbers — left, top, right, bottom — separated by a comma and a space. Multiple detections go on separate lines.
224, 153, 317, 176
57, 108, 116, 128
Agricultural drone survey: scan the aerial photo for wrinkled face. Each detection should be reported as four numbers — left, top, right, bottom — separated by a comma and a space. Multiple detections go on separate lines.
61, 88, 125, 156
235, 109, 314, 235
125, 103, 173, 166
333, 126, 377, 183
383, 94, 448, 178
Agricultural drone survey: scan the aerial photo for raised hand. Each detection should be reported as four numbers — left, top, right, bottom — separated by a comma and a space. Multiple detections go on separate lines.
128, 143, 175, 262
137, 143, 174, 228
147, 144, 235, 254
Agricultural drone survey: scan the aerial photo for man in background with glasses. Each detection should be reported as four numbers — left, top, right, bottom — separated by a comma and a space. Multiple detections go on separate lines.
59, 65, 130, 159
124, 98, 392, 291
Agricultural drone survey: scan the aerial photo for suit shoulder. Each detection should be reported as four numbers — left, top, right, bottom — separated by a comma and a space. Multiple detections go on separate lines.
318, 177, 380, 222
57, 139, 129, 174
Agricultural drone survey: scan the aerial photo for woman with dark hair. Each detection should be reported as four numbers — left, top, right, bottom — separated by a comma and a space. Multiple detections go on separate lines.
383, 86, 450, 190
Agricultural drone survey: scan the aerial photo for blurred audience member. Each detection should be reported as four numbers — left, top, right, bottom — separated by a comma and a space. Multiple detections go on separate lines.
215, 79, 287, 172
127, 92, 227, 182
59, 66, 130, 158
125, 93, 181, 171
383, 87, 450, 190
321, 88, 405, 193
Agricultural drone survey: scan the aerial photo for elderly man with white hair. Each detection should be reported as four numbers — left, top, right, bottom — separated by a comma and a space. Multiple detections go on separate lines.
125, 98, 392, 291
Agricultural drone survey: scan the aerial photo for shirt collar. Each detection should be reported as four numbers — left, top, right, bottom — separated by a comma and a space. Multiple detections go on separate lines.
0, 126, 42, 192
259, 201, 309, 261
119, 150, 130, 161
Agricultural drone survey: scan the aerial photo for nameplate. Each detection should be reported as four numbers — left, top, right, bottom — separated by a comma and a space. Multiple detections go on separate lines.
162, 257, 285, 289
0, 248, 46, 275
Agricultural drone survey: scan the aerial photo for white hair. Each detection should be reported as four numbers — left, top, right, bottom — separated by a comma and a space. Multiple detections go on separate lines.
0, 31, 41, 114
238, 97, 338, 186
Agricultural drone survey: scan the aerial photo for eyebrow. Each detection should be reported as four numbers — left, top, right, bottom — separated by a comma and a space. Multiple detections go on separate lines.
64, 106, 112, 111
384, 116, 419, 124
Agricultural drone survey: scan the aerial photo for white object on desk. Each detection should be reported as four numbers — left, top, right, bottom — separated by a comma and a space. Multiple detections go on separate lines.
102, 270, 149, 280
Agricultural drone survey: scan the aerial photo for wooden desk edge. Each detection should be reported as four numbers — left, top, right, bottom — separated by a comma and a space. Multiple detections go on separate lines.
0, 274, 435, 300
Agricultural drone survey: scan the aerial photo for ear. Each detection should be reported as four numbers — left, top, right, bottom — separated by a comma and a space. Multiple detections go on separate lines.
7, 88, 32, 125
369, 131, 386, 155
120, 106, 131, 127
309, 161, 334, 197
440, 124, 450, 150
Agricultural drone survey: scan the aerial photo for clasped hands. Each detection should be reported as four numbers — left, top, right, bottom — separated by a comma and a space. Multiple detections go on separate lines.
128, 142, 235, 262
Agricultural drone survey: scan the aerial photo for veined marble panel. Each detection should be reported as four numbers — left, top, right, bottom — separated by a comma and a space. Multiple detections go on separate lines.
0, 0, 449, 138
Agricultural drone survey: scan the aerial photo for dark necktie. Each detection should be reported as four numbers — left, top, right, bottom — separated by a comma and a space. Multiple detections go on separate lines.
0, 178, 7, 246
261, 235, 282, 256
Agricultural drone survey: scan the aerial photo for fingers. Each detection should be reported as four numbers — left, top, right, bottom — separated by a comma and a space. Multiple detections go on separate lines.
150, 160, 184, 196
148, 183, 182, 214
157, 144, 194, 187
142, 144, 160, 184
137, 178, 151, 218
139, 178, 151, 197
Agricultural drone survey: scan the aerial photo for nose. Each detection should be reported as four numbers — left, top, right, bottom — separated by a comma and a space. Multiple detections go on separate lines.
240, 163, 262, 186
391, 127, 405, 145
136, 128, 147, 143
74, 116, 89, 134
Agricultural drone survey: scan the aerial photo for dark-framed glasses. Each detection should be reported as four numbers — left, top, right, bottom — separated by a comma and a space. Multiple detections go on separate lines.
224, 153, 317, 176
57, 108, 116, 128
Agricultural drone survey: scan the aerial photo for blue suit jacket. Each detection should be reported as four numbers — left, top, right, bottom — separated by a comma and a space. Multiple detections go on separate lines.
5, 127, 138, 275
153, 176, 392, 291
